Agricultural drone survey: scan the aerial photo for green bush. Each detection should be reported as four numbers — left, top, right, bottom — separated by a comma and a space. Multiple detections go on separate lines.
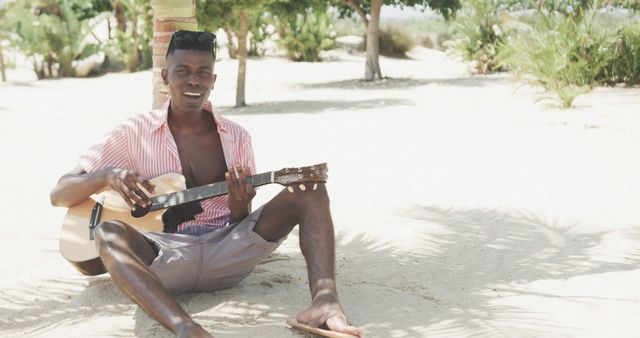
277, 10, 335, 62
499, 9, 615, 107
600, 23, 640, 85
7, 0, 107, 78
104, 0, 153, 72
377, 25, 416, 57
445, 0, 510, 74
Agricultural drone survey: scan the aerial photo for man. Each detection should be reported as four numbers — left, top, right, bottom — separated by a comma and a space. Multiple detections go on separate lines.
50, 30, 362, 338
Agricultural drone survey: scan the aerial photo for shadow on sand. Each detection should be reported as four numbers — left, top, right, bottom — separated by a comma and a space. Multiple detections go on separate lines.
2, 206, 638, 337
296, 75, 512, 91
217, 98, 413, 115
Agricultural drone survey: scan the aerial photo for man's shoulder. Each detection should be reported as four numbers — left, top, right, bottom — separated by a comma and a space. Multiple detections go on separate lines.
114, 109, 164, 133
216, 114, 252, 142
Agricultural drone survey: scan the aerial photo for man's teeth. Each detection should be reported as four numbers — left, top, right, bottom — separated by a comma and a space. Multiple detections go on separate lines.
184, 92, 202, 97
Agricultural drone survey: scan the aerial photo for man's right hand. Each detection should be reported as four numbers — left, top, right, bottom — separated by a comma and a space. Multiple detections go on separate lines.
50, 165, 156, 209
106, 168, 155, 210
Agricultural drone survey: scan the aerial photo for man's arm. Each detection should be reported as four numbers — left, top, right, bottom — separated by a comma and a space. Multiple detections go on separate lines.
50, 165, 155, 209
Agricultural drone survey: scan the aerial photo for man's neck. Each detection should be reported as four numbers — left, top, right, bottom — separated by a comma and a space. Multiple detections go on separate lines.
168, 104, 214, 134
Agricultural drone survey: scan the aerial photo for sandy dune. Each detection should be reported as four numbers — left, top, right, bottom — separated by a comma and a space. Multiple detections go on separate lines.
1, 47, 639, 337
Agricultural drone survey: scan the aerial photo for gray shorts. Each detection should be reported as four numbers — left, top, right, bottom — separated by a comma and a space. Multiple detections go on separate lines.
142, 206, 285, 295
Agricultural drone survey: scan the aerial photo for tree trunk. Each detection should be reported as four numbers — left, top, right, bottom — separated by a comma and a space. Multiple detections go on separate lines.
151, 0, 197, 109
129, 14, 140, 72
112, 1, 127, 32
365, 0, 383, 81
235, 10, 250, 107
0, 44, 6, 82
223, 24, 237, 59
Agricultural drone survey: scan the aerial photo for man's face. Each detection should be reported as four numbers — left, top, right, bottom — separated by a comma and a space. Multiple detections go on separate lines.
162, 49, 217, 115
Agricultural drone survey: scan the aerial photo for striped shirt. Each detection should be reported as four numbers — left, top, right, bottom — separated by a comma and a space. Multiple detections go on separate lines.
80, 99, 256, 231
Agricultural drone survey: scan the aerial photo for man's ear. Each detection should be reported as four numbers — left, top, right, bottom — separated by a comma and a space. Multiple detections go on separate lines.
161, 68, 168, 85
211, 74, 217, 89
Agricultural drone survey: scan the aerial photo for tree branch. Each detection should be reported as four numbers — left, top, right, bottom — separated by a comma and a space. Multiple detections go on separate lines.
342, 0, 368, 26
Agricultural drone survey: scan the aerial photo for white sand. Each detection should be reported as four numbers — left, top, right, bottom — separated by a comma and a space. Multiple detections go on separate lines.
1, 47, 639, 337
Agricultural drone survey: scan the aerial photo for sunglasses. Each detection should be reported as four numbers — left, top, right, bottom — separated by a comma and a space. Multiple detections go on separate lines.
167, 30, 217, 57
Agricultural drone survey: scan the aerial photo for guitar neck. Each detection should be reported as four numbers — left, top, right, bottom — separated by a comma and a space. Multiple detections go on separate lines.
149, 171, 273, 211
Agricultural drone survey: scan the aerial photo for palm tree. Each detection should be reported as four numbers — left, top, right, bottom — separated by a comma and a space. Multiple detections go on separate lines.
151, 0, 197, 108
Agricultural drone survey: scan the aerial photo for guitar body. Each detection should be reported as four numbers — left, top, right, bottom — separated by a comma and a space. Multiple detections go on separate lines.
59, 173, 186, 276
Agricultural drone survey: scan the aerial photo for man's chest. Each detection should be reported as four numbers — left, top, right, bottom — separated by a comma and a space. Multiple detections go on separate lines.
172, 131, 228, 188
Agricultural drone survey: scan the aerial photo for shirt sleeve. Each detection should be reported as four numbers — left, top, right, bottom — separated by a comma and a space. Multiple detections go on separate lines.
242, 134, 257, 175
79, 123, 131, 173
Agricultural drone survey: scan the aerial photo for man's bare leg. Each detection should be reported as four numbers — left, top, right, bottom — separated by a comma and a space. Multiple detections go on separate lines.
95, 220, 212, 338
253, 183, 362, 337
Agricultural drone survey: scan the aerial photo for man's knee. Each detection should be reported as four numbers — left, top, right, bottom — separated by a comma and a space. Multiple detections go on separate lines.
94, 220, 130, 250
288, 182, 330, 207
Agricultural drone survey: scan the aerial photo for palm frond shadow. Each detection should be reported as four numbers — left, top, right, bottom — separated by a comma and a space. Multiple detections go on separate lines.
0, 276, 129, 336
364, 205, 640, 337
3, 207, 638, 337
129, 206, 640, 337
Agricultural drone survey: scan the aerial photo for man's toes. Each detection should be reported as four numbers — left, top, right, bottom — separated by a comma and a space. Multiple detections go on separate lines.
326, 314, 363, 337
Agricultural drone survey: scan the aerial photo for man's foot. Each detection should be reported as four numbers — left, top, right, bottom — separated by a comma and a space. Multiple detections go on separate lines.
296, 290, 362, 337
176, 321, 213, 338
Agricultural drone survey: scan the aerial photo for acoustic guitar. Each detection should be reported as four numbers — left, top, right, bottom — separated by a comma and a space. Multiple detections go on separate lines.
59, 163, 328, 275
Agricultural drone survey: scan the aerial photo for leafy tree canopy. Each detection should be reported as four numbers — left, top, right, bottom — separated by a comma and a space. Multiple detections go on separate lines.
333, 0, 461, 21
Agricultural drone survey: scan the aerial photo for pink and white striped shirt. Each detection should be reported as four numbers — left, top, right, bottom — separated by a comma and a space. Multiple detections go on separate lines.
80, 99, 256, 231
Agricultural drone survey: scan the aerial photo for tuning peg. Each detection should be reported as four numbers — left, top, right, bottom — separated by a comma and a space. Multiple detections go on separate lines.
299, 184, 306, 191
287, 186, 294, 193
313, 183, 318, 191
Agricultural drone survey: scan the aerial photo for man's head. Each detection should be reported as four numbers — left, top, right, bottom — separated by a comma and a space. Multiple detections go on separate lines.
162, 30, 217, 115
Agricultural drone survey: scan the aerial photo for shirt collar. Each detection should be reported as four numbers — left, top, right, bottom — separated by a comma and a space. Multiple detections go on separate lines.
151, 98, 227, 133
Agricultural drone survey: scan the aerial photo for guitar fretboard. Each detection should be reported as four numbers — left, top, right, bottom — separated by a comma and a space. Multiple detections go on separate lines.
149, 171, 273, 211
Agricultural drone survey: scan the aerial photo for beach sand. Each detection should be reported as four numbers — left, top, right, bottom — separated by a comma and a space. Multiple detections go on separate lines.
1, 47, 639, 337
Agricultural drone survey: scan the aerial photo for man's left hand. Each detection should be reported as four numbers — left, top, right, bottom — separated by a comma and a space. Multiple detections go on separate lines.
226, 164, 255, 222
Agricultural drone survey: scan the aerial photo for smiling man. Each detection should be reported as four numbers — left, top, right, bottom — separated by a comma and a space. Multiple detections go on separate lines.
50, 30, 362, 337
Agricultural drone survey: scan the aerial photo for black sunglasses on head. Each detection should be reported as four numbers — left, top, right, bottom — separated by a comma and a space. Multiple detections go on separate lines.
167, 30, 217, 57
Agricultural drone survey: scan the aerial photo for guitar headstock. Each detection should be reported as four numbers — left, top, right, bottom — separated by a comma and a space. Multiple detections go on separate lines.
274, 163, 328, 187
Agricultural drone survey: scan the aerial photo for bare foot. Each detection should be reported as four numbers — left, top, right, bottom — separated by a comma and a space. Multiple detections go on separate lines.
176, 321, 213, 338
296, 290, 363, 337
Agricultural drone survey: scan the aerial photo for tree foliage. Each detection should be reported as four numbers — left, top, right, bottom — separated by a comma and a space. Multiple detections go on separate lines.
333, 0, 461, 21
330, 0, 460, 80
277, 9, 336, 61
6, 0, 108, 78
197, 0, 270, 107
106, 0, 153, 72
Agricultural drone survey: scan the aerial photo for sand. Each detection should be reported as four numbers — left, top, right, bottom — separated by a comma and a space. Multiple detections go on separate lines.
1, 47, 639, 337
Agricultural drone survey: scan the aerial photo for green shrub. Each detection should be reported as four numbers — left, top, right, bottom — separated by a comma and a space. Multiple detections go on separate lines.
277, 10, 335, 62
600, 23, 640, 85
377, 24, 416, 57
105, 0, 153, 72
499, 9, 615, 107
7, 0, 107, 78
445, 0, 511, 74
